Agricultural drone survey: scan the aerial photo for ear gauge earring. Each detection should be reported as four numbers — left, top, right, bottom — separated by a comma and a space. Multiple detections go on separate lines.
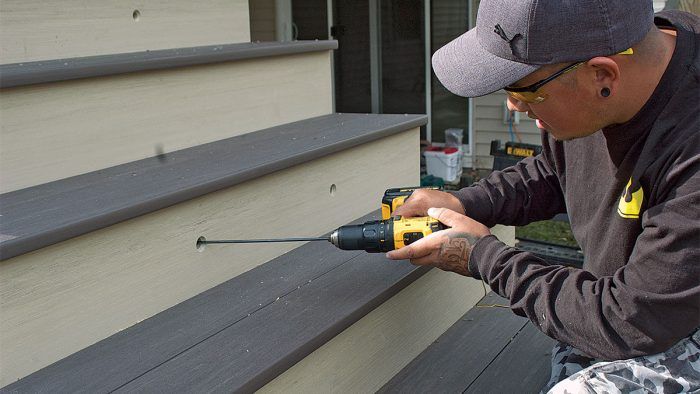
601, 87, 611, 97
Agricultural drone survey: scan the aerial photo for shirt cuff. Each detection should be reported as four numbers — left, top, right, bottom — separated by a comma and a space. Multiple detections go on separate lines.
449, 186, 495, 227
468, 234, 510, 280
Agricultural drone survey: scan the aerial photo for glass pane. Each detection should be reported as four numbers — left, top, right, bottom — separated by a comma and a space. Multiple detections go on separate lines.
292, 0, 328, 40
380, 0, 426, 118
430, 0, 469, 144
333, 0, 372, 113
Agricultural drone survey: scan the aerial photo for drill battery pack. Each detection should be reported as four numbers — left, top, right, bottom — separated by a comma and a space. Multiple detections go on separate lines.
381, 186, 442, 220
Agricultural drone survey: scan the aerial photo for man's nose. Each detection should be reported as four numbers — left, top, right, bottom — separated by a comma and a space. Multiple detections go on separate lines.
506, 96, 529, 112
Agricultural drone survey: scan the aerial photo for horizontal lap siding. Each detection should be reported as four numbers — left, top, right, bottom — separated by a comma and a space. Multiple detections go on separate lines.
473, 91, 542, 169
0, 0, 250, 64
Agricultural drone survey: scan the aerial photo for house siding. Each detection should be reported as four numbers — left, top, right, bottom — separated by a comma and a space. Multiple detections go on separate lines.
0, 0, 250, 64
472, 91, 541, 169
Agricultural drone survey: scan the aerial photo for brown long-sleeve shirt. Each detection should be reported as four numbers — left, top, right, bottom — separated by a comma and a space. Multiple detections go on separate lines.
453, 11, 700, 360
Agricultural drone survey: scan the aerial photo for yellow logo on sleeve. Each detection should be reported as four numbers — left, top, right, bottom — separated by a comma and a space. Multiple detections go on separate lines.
617, 178, 644, 219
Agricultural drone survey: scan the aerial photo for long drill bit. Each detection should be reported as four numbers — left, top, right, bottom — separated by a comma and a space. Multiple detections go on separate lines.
200, 237, 329, 244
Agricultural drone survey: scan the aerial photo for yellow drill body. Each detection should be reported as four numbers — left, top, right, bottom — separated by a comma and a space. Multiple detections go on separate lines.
330, 215, 445, 253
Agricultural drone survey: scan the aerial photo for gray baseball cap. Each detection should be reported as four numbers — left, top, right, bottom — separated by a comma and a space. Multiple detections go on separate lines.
432, 0, 654, 97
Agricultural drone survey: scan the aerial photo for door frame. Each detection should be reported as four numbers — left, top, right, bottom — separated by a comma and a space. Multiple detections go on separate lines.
320, 0, 475, 162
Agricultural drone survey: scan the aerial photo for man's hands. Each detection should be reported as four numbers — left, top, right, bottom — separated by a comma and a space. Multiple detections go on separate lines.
386, 207, 491, 276
392, 189, 466, 218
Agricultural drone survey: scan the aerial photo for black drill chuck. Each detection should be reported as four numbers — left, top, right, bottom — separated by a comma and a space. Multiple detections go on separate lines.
329, 220, 394, 253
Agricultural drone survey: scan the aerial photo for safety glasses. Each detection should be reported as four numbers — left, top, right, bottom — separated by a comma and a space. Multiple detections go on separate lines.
503, 62, 584, 103
504, 48, 634, 104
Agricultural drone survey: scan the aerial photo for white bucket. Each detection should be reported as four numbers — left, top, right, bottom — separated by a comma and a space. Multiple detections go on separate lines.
423, 147, 462, 183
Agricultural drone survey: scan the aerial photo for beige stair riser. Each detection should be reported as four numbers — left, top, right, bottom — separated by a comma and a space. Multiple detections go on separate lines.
0, 0, 250, 64
0, 51, 333, 193
0, 129, 419, 386
260, 226, 514, 393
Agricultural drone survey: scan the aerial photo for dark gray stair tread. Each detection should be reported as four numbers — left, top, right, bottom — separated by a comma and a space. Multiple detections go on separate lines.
1, 211, 430, 393
0, 40, 338, 88
465, 322, 555, 393
379, 292, 529, 393
0, 113, 427, 260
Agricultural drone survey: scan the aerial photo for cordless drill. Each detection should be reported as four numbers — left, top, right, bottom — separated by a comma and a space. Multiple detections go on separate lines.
329, 215, 446, 253
199, 187, 447, 253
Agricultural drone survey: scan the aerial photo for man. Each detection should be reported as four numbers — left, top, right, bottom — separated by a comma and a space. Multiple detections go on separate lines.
387, 0, 699, 392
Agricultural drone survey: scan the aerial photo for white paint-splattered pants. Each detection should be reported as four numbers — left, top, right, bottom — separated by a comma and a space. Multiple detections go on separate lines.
541, 329, 700, 393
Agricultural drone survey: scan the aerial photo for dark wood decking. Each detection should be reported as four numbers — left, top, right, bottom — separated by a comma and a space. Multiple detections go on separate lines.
1, 212, 431, 393
3, 266, 555, 393
381, 292, 556, 394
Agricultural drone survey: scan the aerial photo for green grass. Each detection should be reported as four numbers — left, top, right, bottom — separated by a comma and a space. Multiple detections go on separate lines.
515, 220, 579, 248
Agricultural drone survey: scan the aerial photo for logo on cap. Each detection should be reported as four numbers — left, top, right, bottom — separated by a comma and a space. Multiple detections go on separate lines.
494, 24, 524, 58
494, 24, 512, 42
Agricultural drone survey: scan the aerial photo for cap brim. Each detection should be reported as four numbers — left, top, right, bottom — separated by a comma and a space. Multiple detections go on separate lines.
432, 27, 539, 97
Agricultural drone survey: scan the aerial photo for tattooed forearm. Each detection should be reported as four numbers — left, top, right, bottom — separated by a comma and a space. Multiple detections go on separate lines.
436, 232, 481, 276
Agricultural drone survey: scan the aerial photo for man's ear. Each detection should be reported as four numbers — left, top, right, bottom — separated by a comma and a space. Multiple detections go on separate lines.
585, 57, 621, 97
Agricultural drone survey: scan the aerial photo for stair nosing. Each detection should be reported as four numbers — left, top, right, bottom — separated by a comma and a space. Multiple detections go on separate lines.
0, 40, 338, 88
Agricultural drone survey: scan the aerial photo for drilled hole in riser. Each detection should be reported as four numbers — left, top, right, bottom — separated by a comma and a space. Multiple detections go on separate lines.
133, 10, 141, 21
330, 184, 337, 196
155, 143, 166, 162
196, 236, 206, 252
